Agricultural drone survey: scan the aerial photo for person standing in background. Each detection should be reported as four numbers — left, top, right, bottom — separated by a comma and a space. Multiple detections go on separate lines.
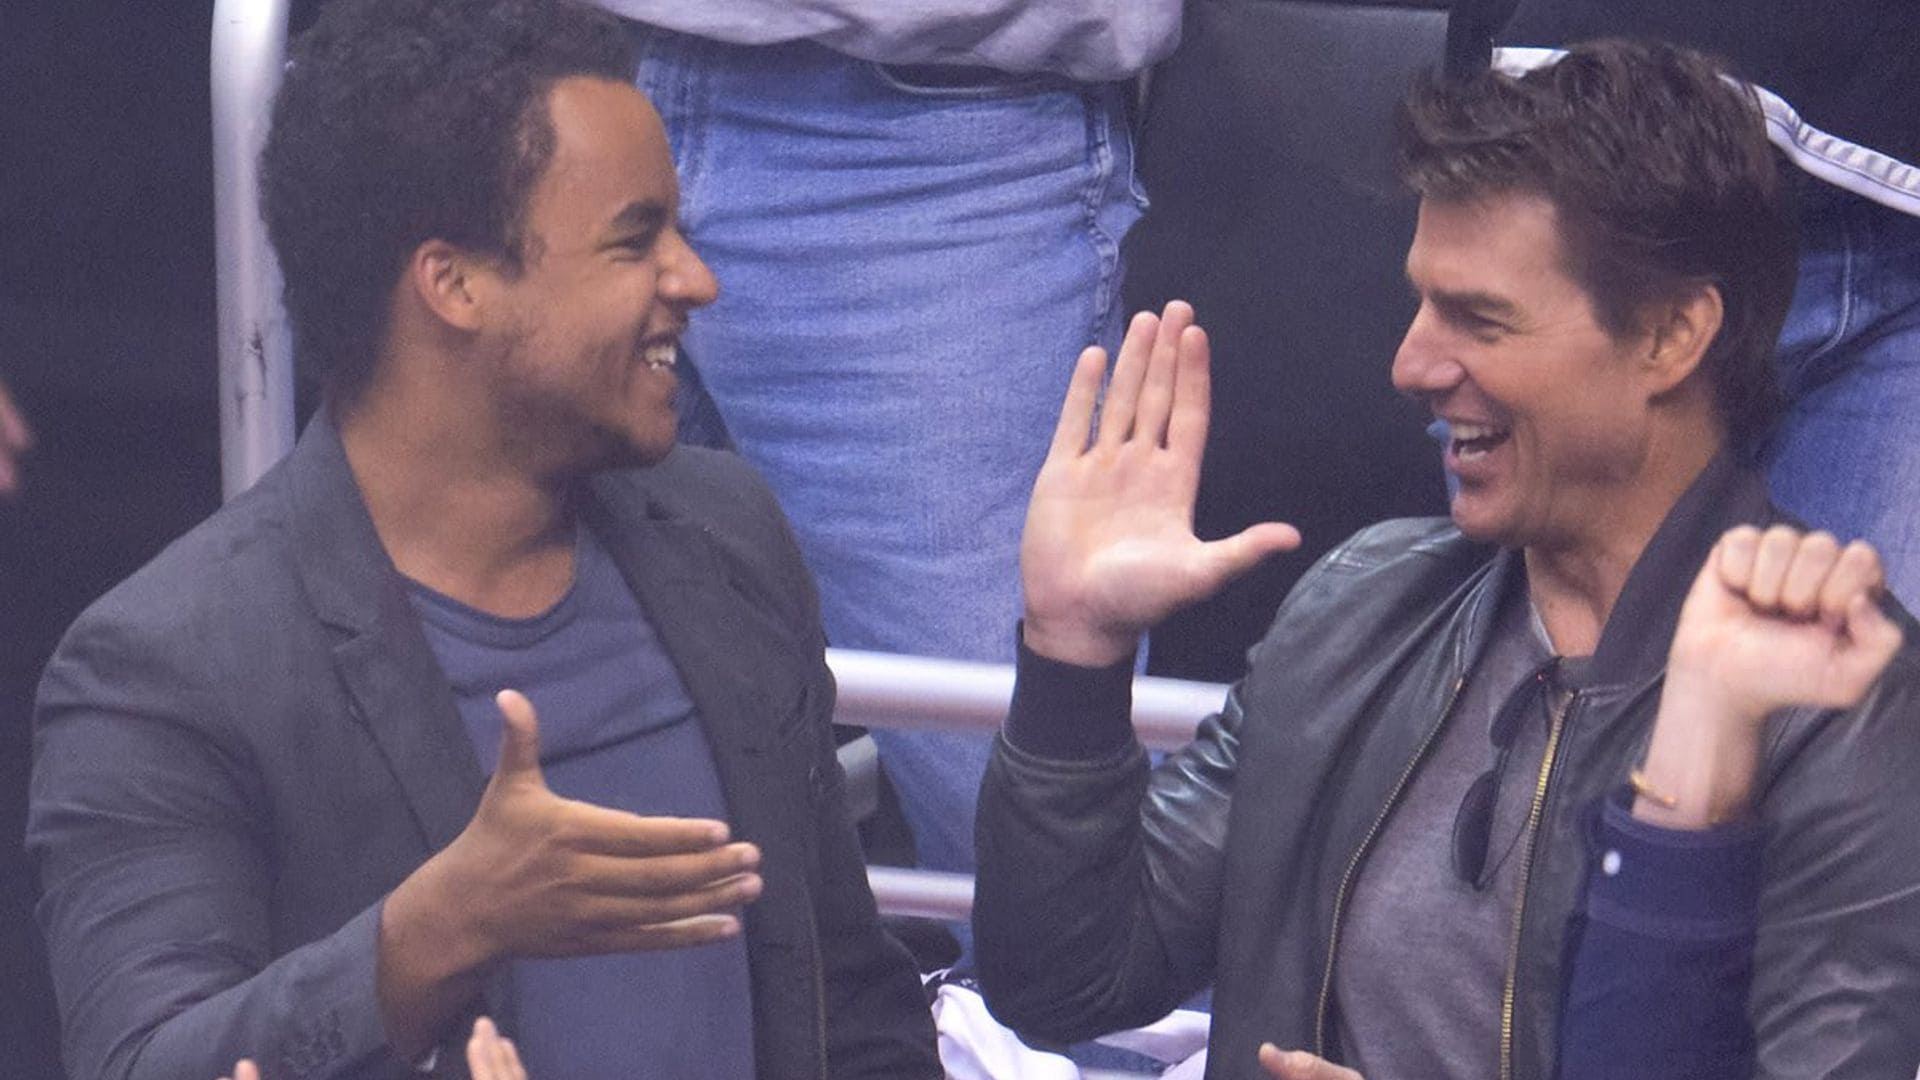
587, 1, 1177, 894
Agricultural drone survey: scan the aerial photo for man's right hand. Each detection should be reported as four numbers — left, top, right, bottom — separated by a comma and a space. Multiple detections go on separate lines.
1019, 301, 1300, 667
377, 690, 762, 1056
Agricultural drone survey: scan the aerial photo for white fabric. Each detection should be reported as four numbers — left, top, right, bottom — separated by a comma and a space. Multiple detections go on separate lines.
1493, 46, 1920, 219
1161, 1048, 1208, 1080
927, 979, 1208, 1079
930, 982, 1081, 1079
1094, 1009, 1211, 1065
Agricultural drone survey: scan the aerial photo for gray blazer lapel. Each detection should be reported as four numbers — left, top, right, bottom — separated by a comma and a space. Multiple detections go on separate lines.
284, 419, 484, 854
582, 496, 811, 827
590, 510, 779, 751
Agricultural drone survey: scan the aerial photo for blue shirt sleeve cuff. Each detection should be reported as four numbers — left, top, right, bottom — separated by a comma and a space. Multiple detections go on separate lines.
1584, 788, 1765, 942
1003, 624, 1138, 761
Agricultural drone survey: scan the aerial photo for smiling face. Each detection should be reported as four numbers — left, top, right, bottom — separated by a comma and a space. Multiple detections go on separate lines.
474, 76, 716, 476
1392, 193, 1682, 556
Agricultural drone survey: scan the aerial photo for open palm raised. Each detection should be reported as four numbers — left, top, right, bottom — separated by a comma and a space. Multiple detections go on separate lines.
1020, 301, 1301, 668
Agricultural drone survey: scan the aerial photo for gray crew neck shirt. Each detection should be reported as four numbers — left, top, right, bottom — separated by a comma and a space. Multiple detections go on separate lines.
407, 527, 754, 1080
1333, 573, 1581, 1080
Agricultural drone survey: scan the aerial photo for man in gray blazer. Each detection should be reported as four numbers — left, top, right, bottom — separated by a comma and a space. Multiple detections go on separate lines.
24, 1, 940, 1077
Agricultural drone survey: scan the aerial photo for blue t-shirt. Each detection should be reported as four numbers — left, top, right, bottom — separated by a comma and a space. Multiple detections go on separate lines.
407, 528, 755, 1078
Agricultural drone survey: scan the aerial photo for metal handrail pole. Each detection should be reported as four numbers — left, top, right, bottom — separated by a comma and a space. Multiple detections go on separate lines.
826, 648, 1226, 752
865, 866, 975, 922
212, 0, 297, 500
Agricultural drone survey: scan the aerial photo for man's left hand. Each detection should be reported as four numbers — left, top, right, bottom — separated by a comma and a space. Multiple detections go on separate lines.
1257, 1043, 1363, 1080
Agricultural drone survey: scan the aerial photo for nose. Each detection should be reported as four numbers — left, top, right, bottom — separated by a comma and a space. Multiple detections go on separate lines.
1390, 303, 1461, 401
661, 229, 719, 310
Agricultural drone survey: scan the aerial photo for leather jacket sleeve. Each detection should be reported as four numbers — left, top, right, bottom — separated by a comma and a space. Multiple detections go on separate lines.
1747, 638, 1920, 1079
973, 639, 1246, 1044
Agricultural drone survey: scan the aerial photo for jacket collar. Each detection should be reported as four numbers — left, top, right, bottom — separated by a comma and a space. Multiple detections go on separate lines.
1557, 449, 1779, 690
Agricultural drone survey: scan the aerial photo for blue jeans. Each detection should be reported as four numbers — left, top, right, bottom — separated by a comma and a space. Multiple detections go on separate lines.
1764, 183, 1920, 609
632, 28, 1146, 879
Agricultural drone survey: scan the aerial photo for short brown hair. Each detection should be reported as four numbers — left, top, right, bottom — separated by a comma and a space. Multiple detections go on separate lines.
1398, 38, 1797, 451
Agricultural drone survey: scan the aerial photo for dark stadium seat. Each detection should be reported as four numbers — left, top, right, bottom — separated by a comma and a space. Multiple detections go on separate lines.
1129, 0, 1500, 680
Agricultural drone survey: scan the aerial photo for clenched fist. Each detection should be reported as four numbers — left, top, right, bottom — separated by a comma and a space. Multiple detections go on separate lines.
1639, 525, 1904, 828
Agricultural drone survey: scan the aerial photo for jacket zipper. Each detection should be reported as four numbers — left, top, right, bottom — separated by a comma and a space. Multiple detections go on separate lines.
1498, 690, 1575, 1080
1313, 673, 1468, 1054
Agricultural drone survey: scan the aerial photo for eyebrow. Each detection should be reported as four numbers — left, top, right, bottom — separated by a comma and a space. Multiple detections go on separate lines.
1423, 286, 1521, 322
608, 200, 669, 236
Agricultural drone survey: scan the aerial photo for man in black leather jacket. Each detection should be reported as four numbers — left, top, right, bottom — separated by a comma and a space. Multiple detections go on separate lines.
974, 39, 1920, 1080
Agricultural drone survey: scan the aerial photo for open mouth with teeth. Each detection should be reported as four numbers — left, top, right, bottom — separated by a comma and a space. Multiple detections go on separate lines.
1449, 420, 1511, 462
640, 342, 677, 371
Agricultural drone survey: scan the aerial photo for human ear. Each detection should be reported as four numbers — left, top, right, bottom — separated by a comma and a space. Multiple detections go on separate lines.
407, 239, 489, 333
1644, 282, 1724, 396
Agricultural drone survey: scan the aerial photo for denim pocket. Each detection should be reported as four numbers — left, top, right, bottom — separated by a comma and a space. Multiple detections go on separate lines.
865, 60, 1062, 100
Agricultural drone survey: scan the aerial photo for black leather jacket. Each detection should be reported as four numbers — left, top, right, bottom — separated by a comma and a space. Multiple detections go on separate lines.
975, 456, 1920, 1080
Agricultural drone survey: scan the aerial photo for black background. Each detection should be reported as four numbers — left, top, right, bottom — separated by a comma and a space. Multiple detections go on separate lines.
2, 3, 317, 1070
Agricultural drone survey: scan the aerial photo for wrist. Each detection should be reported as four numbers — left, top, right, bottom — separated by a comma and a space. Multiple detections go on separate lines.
1635, 672, 1769, 829
1657, 663, 1771, 728
390, 852, 498, 974
377, 856, 496, 1058
1021, 615, 1138, 669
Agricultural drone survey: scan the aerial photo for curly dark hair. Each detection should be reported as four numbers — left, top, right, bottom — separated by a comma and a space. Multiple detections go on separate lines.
260, 0, 636, 402
1398, 38, 1797, 452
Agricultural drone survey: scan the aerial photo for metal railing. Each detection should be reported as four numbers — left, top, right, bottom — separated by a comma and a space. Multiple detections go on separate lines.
827, 647, 1224, 919
210, 0, 296, 500
830, 648, 1221, 753
835, 649, 1228, 922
